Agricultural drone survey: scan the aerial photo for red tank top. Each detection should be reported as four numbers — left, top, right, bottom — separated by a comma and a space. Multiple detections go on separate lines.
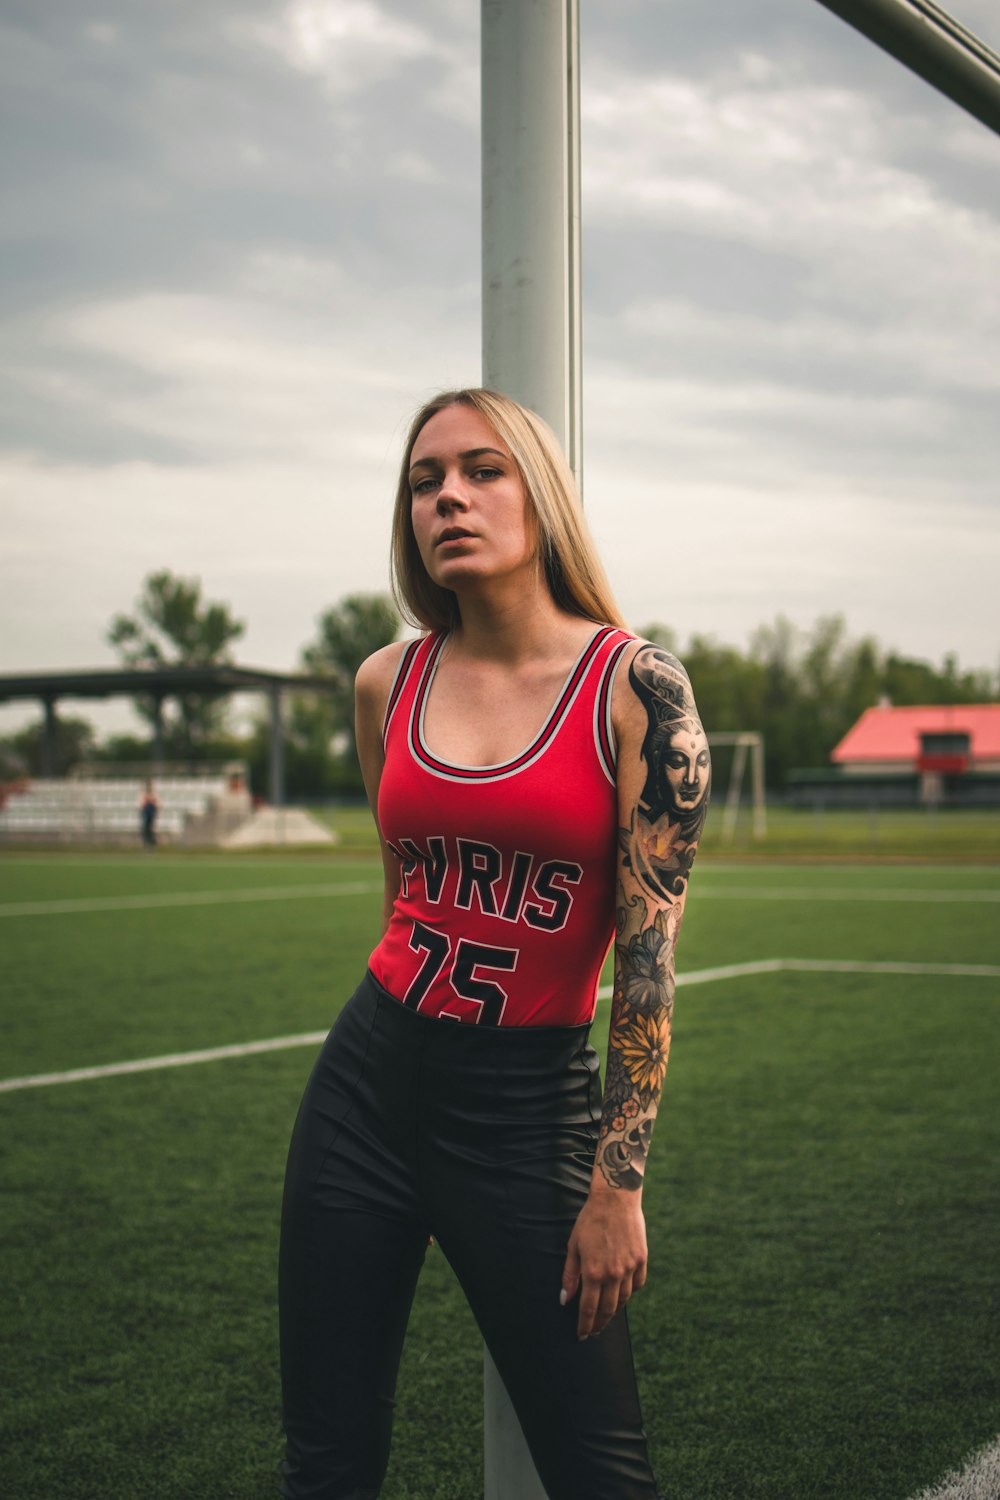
369, 626, 635, 1026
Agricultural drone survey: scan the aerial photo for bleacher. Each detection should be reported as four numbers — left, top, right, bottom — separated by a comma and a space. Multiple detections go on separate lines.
0, 774, 251, 845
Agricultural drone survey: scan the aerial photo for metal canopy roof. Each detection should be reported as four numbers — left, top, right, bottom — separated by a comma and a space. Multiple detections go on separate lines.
0, 666, 334, 703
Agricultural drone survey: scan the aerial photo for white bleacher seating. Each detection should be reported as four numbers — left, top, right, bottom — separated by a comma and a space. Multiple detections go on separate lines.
0, 776, 244, 844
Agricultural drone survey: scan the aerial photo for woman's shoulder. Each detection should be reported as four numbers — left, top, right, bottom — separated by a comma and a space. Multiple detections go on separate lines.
355, 636, 431, 715
356, 638, 409, 695
610, 635, 696, 727
617, 633, 690, 672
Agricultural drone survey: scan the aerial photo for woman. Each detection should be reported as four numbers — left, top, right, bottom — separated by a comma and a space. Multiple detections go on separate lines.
279, 389, 709, 1500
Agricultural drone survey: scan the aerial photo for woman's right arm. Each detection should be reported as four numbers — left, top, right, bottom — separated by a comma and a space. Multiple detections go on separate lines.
354, 642, 407, 935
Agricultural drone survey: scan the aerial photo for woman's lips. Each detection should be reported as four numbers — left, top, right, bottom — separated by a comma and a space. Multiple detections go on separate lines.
436, 530, 475, 546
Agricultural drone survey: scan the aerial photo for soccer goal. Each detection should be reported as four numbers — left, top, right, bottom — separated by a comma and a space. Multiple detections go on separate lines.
709, 732, 767, 843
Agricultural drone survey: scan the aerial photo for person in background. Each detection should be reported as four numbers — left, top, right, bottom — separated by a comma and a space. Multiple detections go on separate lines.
139, 780, 158, 848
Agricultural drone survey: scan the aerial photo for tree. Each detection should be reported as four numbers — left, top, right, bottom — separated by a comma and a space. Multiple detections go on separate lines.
0, 715, 96, 779
299, 593, 400, 766
638, 614, 999, 791
107, 571, 246, 757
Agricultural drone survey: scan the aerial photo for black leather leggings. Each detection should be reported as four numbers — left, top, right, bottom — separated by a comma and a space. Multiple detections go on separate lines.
279, 971, 660, 1500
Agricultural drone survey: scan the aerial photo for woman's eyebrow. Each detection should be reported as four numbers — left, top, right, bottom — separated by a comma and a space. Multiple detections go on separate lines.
408, 446, 509, 476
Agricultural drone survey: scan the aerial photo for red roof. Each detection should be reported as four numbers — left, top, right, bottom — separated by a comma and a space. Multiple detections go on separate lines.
831, 704, 1000, 765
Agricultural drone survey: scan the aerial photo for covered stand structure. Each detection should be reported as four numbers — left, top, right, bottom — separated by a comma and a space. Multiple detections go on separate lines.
0, 665, 336, 807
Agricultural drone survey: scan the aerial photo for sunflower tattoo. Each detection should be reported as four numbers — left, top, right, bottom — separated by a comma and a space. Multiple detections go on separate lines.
612, 1011, 671, 1100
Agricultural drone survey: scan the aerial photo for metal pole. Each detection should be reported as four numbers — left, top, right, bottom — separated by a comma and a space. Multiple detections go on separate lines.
481, 3, 581, 1495
41, 697, 58, 778
752, 734, 767, 841
269, 684, 285, 809
814, 0, 1000, 135
482, 0, 582, 484
151, 696, 165, 774
721, 737, 749, 844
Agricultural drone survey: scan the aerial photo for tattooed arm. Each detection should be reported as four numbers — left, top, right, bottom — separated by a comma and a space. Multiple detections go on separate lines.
561, 643, 710, 1339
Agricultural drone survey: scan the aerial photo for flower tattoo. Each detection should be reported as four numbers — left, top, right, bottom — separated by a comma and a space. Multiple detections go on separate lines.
595, 645, 709, 1193
612, 1011, 670, 1100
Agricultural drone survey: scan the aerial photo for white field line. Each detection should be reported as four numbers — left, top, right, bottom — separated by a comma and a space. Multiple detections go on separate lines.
696, 887, 1000, 903
0, 881, 380, 917
0, 1032, 332, 1093
780, 958, 1000, 979
0, 854, 374, 868
907, 1437, 1000, 1500
3, 884, 1000, 921
2, 957, 998, 1096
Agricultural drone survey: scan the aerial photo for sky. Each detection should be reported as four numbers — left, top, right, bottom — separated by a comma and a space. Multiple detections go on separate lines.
2, 0, 998, 737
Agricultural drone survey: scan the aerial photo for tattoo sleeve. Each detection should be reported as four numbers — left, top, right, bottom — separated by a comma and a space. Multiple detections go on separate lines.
595, 645, 710, 1190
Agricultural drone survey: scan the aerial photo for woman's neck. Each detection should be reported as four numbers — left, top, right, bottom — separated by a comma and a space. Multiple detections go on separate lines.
448, 587, 590, 667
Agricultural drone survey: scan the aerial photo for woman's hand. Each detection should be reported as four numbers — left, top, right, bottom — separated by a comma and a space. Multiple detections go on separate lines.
560, 1181, 648, 1340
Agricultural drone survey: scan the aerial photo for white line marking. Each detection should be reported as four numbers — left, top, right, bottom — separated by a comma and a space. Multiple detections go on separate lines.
2, 957, 997, 1095
0, 1032, 332, 1093
0, 854, 373, 869
781, 958, 1000, 979
907, 1436, 1000, 1500
696, 887, 1000, 903
675, 958, 786, 985
4, 882, 998, 920
0, 882, 381, 917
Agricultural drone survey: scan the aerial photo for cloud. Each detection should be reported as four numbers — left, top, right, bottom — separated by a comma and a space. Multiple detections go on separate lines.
27, 245, 478, 465
580, 51, 999, 526
246, 0, 434, 92
1, 0, 997, 737
619, 295, 998, 398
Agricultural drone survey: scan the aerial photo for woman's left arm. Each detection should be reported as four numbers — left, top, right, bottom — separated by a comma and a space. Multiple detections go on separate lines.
561, 642, 710, 1339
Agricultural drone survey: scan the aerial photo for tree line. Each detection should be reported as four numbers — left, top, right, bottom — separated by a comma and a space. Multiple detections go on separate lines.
1, 572, 995, 795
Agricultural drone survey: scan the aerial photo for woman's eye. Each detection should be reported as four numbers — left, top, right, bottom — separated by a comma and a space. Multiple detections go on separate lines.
473, 467, 501, 481
412, 477, 439, 495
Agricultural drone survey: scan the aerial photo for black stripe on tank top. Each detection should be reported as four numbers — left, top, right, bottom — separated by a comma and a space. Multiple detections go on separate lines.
593, 634, 634, 785
382, 638, 424, 747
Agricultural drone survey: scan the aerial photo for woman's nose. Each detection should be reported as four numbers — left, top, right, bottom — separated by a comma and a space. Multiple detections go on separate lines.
436, 473, 469, 512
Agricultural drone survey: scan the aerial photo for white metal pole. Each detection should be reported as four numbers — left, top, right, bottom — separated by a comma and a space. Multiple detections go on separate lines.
814, 0, 1000, 136
481, 0, 582, 484
481, 3, 582, 1496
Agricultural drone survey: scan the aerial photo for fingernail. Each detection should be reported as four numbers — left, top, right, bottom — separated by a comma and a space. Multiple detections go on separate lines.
559, 1289, 568, 1306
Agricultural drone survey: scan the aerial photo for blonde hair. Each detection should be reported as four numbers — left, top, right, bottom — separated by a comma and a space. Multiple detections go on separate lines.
390, 388, 626, 633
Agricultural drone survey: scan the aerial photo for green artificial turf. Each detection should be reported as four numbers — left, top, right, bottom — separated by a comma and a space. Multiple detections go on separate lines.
0, 854, 997, 1499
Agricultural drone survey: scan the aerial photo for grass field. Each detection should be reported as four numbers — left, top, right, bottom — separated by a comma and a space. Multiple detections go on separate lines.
310, 803, 1000, 862
1, 846, 998, 1500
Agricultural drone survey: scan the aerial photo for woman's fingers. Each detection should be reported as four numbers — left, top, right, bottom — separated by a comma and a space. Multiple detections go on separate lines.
576, 1266, 641, 1339
616, 1270, 635, 1312
560, 1244, 581, 1310
565, 1189, 648, 1337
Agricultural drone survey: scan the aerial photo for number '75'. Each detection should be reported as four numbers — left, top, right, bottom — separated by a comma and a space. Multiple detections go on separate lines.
405, 920, 518, 1025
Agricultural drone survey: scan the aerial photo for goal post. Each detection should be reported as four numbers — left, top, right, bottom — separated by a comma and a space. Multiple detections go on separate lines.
708, 732, 767, 843
481, 2, 581, 1494
473, 0, 993, 1493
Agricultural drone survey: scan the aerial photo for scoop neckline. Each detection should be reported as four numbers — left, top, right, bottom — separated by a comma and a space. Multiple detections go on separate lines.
414, 626, 608, 773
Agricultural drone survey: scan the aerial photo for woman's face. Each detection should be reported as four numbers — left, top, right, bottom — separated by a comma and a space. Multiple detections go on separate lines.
408, 405, 536, 593
663, 721, 710, 812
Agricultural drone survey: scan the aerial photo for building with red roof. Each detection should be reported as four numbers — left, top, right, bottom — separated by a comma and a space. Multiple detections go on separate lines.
787, 703, 1000, 808
831, 704, 1000, 775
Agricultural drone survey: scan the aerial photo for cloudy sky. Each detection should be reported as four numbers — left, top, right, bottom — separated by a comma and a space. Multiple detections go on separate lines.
2, 0, 998, 736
